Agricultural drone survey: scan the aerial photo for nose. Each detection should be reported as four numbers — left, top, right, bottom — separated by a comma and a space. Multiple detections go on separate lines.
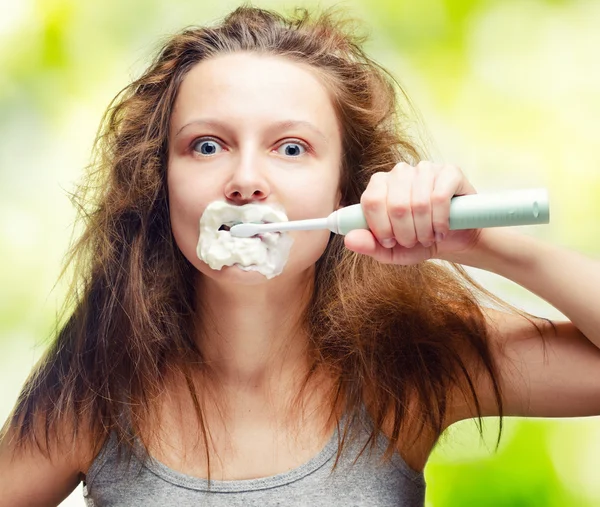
224, 153, 270, 204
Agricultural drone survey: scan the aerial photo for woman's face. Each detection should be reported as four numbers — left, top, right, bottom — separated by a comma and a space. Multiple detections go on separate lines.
167, 52, 343, 284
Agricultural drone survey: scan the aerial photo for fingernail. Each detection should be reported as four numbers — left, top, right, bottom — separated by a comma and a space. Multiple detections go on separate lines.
435, 232, 445, 242
381, 238, 397, 248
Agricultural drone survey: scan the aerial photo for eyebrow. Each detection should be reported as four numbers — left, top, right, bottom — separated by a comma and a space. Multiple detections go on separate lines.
174, 118, 329, 144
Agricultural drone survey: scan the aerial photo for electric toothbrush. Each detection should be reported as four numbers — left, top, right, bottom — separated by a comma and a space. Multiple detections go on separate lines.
229, 188, 549, 238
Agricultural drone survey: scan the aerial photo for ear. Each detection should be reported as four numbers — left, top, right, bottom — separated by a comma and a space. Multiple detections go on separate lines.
335, 189, 345, 210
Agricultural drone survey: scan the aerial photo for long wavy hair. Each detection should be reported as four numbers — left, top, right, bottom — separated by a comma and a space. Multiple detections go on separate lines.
2, 5, 546, 484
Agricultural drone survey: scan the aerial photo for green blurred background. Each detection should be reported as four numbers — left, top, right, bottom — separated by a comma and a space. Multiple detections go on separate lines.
1, 0, 599, 505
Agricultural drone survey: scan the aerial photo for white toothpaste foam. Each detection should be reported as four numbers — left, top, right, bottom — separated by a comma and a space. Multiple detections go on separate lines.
196, 201, 294, 279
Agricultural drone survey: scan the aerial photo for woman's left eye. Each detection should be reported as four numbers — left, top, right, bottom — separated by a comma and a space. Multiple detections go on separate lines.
276, 142, 307, 157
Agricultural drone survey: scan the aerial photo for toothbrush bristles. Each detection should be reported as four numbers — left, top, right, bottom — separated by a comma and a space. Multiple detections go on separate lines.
228, 223, 261, 238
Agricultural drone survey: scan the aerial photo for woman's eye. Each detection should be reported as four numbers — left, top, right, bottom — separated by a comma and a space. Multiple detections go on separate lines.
192, 139, 223, 156
276, 142, 307, 157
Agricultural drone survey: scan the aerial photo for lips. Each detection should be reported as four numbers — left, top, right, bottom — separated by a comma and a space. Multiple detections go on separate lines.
197, 201, 293, 278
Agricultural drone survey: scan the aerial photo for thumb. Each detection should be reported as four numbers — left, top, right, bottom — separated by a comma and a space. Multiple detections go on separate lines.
344, 229, 391, 260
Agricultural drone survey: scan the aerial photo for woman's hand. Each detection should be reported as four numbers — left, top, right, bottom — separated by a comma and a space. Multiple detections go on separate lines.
344, 161, 483, 265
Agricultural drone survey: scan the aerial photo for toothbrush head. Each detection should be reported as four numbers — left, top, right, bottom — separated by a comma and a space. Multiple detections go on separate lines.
217, 222, 240, 232
228, 223, 264, 238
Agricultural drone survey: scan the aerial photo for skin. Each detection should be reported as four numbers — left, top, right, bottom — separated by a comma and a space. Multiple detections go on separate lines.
167, 53, 342, 394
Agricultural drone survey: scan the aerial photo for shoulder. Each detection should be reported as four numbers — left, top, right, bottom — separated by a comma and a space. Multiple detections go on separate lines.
362, 389, 438, 473
361, 307, 560, 470
0, 411, 105, 506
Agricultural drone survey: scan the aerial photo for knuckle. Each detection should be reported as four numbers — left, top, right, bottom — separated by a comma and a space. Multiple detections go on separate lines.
446, 165, 464, 180
411, 200, 430, 213
430, 192, 447, 206
361, 194, 382, 213
369, 171, 388, 183
394, 162, 412, 170
389, 202, 411, 218
393, 162, 414, 176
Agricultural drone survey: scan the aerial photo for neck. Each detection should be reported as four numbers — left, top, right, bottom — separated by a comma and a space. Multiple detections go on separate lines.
194, 269, 315, 394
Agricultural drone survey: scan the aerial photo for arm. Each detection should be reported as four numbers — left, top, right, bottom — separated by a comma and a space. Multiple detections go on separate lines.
445, 227, 600, 423
0, 418, 92, 507
344, 161, 600, 423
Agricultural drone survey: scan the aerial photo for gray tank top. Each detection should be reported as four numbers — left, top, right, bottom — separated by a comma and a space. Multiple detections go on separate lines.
82, 408, 426, 506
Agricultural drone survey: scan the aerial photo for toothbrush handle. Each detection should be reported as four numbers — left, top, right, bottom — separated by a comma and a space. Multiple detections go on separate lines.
334, 188, 549, 235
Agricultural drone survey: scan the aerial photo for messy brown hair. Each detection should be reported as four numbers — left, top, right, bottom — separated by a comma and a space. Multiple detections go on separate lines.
2, 5, 545, 485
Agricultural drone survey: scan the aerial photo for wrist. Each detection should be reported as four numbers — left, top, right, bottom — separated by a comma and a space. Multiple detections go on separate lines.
440, 228, 537, 274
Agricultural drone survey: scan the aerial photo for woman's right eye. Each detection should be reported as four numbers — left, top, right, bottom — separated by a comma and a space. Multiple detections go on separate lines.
192, 138, 223, 156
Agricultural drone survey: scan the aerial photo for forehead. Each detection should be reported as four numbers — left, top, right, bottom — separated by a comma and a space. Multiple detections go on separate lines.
170, 52, 340, 137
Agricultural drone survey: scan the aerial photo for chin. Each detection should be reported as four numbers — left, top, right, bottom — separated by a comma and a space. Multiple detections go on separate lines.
196, 255, 321, 287
197, 262, 286, 285
187, 233, 328, 287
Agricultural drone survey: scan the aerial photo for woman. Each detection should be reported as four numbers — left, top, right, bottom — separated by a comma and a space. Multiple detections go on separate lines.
1, 6, 599, 506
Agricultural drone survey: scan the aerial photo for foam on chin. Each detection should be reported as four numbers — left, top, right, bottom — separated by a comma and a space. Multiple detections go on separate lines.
196, 201, 294, 279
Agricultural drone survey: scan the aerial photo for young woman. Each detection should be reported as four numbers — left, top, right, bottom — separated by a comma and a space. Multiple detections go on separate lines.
1, 6, 599, 506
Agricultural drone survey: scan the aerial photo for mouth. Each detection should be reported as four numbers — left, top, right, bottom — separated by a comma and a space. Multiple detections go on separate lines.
218, 221, 273, 234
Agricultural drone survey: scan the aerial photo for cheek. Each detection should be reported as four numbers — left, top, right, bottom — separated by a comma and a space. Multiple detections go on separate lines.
281, 174, 339, 264
167, 170, 211, 263
285, 173, 340, 219
283, 174, 340, 268
295, 199, 337, 226
283, 229, 330, 276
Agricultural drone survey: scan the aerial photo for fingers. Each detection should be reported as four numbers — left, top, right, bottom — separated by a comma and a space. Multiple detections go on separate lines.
344, 229, 393, 263
431, 164, 476, 241
387, 163, 420, 248
399, 162, 435, 247
357, 161, 476, 259
344, 229, 433, 265
360, 172, 396, 248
